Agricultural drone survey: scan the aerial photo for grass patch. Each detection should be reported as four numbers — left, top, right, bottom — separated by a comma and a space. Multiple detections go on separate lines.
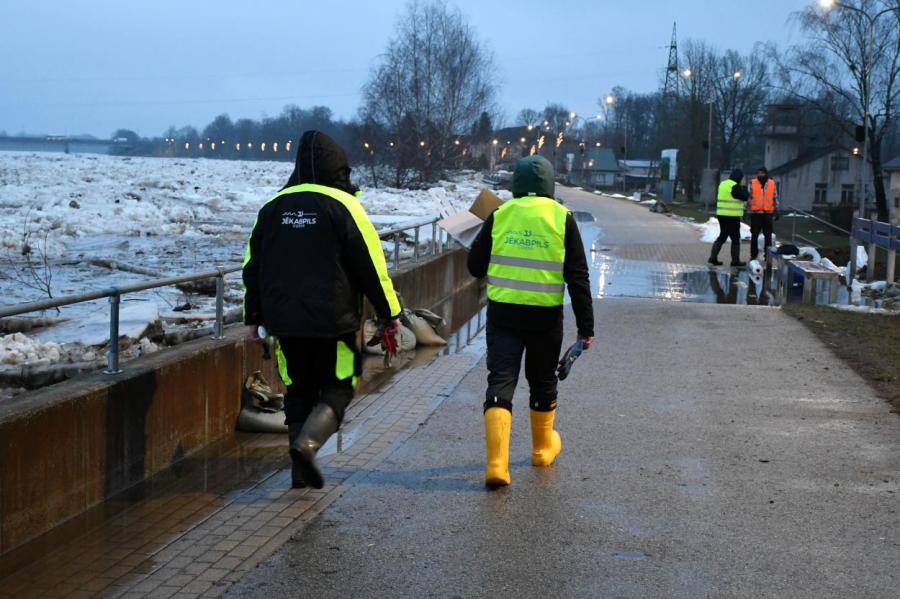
782, 303, 900, 411
775, 216, 848, 248
667, 202, 709, 224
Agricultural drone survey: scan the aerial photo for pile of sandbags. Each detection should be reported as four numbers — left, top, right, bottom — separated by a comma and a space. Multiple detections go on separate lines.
362, 308, 447, 355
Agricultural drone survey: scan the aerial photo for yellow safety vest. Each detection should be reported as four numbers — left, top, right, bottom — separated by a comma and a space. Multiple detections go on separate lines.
487, 196, 568, 307
717, 180, 744, 217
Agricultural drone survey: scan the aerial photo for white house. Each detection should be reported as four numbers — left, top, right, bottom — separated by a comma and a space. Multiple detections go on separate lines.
764, 104, 875, 215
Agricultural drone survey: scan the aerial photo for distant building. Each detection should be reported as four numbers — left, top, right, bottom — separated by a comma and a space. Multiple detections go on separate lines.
764, 104, 874, 215
619, 159, 657, 184
580, 148, 619, 187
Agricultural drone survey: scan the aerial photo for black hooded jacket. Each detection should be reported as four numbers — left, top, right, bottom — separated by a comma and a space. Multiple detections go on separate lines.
242, 131, 400, 337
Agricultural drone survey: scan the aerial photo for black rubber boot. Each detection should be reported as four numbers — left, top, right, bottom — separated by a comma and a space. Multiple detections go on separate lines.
730, 242, 743, 267
288, 423, 306, 488
289, 403, 339, 490
708, 241, 724, 266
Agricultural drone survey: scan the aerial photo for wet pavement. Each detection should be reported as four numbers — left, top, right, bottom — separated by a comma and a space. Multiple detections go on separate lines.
4, 189, 898, 597
0, 311, 486, 599
227, 189, 899, 598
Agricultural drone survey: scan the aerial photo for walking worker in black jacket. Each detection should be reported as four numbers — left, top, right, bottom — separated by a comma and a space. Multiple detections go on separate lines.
243, 130, 401, 490
467, 155, 594, 487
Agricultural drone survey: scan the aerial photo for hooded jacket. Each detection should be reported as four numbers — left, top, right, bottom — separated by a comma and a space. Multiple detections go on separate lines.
467, 156, 594, 337
242, 131, 400, 337
728, 168, 749, 202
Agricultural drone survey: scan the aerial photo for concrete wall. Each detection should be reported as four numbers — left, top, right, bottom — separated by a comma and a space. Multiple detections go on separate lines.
0, 248, 481, 556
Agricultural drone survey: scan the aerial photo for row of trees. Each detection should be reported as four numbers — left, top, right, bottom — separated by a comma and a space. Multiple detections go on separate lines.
124, 0, 898, 217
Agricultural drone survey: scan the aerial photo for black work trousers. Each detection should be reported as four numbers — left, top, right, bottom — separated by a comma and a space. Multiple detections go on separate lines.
749, 213, 774, 260
277, 333, 361, 426
713, 215, 743, 262
484, 321, 564, 413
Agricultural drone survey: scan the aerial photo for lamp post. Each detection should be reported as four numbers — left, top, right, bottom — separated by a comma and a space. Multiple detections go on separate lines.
606, 94, 629, 191
682, 68, 742, 170
819, 0, 900, 221
682, 68, 742, 210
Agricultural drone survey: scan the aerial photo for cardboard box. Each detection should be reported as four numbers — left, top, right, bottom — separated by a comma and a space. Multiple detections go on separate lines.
437, 211, 483, 250
469, 188, 504, 221
438, 187, 504, 249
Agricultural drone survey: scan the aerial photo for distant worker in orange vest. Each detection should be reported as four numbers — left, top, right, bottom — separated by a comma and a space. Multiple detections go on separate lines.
749, 166, 778, 261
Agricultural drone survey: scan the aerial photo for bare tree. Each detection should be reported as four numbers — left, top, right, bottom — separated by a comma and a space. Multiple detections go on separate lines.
712, 45, 771, 169
362, 0, 497, 184
680, 39, 719, 199
516, 108, 541, 127
1, 210, 56, 308
778, 0, 900, 220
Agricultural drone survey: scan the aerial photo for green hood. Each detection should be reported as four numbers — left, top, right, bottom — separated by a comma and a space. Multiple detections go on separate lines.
511, 155, 555, 199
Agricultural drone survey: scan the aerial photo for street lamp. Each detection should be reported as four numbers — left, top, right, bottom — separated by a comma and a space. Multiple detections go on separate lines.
605, 93, 629, 190
819, 0, 900, 219
682, 67, 743, 170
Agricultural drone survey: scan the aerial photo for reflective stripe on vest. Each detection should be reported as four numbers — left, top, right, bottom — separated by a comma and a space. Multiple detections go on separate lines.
487, 196, 568, 307
749, 179, 776, 212
717, 180, 744, 217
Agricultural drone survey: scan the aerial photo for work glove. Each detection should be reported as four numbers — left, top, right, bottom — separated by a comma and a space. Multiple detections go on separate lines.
774, 210, 781, 221
367, 318, 401, 367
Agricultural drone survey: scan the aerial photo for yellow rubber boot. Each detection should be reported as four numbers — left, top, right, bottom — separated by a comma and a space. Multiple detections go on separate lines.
530, 409, 562, 467
484, 407, 511, 486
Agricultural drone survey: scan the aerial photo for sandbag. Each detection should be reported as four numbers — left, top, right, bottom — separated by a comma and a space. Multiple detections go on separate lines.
362, 320, 417, 355
401, 310, 447, 346
236, 408, 287, 433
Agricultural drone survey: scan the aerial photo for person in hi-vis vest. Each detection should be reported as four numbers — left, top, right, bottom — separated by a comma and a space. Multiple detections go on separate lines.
243, 131, 401, 490
467, 155, 594, 487
748, 166, 778, 261
708, 168, 750, 267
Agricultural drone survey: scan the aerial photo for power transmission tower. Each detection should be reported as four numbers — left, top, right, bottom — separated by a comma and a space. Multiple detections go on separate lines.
661, 22, 680, 99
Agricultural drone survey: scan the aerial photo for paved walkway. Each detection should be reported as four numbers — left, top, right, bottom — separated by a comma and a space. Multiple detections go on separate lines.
227, 191, 900, 598
3, 191, 897, 598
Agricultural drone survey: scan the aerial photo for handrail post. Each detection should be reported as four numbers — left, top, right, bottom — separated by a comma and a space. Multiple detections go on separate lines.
431, 222, 438, 257
212, 268, 225, 340
393, 232, 401, 270
413, 226, 420, 263
105, 293, 122, 375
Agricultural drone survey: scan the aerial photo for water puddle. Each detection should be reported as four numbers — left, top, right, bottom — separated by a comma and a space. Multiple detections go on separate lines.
613, 550, 649, 561
589, 252, 777, 306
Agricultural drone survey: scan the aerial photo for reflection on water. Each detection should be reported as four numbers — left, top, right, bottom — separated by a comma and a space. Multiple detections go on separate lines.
589, 251, 776, 306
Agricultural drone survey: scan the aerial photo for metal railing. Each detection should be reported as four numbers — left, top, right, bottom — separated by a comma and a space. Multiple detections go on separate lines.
0, 216, 446, 375
781, 205, 852, 248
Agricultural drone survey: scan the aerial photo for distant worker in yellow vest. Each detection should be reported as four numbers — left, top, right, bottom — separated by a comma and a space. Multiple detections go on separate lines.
467, 155, 594, 487
708, 168, 750, 267
748, 166, 778, 261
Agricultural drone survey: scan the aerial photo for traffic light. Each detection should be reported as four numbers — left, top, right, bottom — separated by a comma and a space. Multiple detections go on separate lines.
855, 125, 865, 142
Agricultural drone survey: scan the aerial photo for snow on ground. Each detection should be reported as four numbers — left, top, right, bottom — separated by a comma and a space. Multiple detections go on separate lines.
0, 151, 493, 367
696, 217, 759, 243
0, 333, 63, 366
828, 304, 897, 315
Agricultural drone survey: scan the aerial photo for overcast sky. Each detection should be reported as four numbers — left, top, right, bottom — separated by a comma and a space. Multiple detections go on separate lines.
0, 0, 811, 138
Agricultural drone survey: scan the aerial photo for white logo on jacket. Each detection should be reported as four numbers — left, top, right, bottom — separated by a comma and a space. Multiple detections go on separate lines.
281, 210, 318, 228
